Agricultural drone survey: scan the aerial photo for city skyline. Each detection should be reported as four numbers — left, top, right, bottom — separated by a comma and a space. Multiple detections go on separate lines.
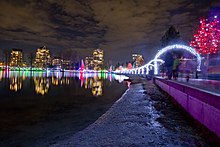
1, 1, 220, 146
2, 46, 145, 68
0, 0, 219, 64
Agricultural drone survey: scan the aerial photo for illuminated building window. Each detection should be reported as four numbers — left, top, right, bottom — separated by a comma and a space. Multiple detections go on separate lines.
10, 49, 23, 67
132, 54, 144, 68
93, 49, 104, 70
34, 46, 51, 68
85, 56, 94, 70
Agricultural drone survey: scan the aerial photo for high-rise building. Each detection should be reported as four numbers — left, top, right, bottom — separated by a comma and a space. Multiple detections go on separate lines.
132, 54, 144, 68
52, 57, 71, 70
10, 49, 23, 67
62, 60, 71, 70
85, 56, 93, 70
34, 46, 51, 68
52, 57, 62, 69
93, 49, 104, 70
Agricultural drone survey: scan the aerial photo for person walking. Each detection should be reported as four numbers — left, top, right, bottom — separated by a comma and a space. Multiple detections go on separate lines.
164, 51, 174, 80
172, 55, 180, 80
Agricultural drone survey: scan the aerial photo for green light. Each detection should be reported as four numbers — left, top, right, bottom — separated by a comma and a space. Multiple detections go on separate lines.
19, 70, 22, 76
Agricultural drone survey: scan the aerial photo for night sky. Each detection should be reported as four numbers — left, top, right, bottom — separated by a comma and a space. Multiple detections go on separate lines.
0, 0, 219, 64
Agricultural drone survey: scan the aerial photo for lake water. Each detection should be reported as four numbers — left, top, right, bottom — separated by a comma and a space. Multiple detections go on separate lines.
0, 70, 128, 147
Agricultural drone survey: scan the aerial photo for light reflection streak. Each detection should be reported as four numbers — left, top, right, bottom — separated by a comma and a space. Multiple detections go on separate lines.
34, 77, 49, 95
10, 77, 22, 92
0, 71, 129, 96
0, 71, 2, 82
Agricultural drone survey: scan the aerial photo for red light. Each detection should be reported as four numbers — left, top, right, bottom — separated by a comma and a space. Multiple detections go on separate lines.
190, 17, 220, 55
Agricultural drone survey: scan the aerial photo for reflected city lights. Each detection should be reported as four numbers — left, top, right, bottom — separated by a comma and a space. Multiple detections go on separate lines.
0, 70, 129, 96
34, 77, 49, 95
84, 77, 93, 89
92, 80, 102, 96
10, 77, 22, 92
51, 75, 70, 86
52, 76, 59, 86
60, 77, 70, 85
114, 74, 129, 83
0, 71, 3, 82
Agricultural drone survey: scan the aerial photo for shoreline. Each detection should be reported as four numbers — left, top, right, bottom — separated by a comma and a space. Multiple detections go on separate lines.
51, 77, 214, 146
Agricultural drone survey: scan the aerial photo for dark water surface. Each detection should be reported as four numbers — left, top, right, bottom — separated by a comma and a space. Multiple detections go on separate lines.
0, 71, 128, 147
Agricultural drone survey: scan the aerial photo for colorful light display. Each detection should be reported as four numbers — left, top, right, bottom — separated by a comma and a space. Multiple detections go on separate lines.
190, 16, 220, 54
116, 44, 202, 75
154, 44, 201, 74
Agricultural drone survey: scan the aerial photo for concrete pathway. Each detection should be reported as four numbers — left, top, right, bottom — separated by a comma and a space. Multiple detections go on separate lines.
177, 78, 220, 94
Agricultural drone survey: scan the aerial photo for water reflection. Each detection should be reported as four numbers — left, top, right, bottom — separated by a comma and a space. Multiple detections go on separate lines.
0, 70, 129, 147
0, 70, 129, 97
77, 72, 104, 96
51, 75, 70, 86
92, 76, 102, 96
114, 74, 129, 83
10, 77, 22, 92
0, 71, 3, 82
34, 77, 49, 95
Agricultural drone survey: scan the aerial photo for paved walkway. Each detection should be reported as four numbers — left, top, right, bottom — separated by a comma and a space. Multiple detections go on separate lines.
50, 80, 209, 147
156, 76, 220, 95
177, 78, 220, 94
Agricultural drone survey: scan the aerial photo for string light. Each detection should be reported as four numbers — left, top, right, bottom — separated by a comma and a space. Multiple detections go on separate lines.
117, 44, 202, 75
190, 16, 220, 54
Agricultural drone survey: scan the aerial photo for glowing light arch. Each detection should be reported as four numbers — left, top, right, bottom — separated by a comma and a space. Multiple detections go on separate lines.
144, 59, 164, 74
154, 44, 201, 75
118, 59, 164, 75
113, 44, 201, 76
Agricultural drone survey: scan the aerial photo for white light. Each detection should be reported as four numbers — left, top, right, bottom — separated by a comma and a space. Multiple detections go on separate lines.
214, 16, 217, 19
118, 44, 201, 75
154, 44, 201, 74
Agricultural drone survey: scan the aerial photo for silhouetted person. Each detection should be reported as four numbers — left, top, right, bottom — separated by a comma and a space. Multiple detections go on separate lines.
164, 51, 174, 80
172, 55, 180, 80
